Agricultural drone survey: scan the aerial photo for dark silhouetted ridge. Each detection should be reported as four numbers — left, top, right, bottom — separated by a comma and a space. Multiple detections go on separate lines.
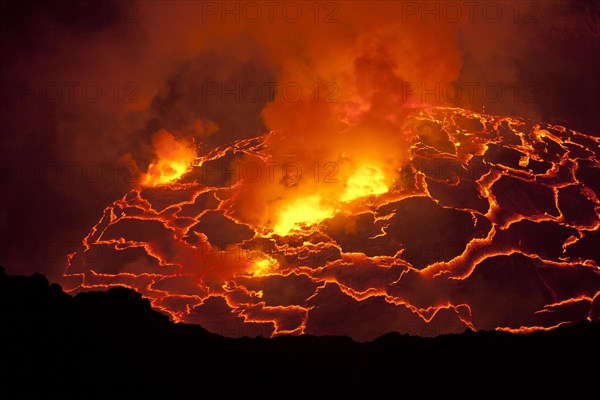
0, 266, 598, 392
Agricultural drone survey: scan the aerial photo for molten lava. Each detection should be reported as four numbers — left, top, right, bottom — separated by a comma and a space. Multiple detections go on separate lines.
141, 129, 197, 186
65, 107, 600, 341
340, 164, 389, 202
273, 164, 389, 235
273, 195, 335, 236
248, 256, 279, 277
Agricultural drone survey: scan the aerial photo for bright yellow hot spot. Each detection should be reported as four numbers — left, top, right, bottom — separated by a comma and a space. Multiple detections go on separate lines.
273, 195, 335, 236
340, 165, 388, 202
141, 129, 196, 186
249, 256, 278, 276
271, 165, 388, 235
143, 160, 192, 186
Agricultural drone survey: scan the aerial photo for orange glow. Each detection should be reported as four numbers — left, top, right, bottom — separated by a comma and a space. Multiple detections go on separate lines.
141, 129, 196, 186
247, 256, 279, 277
340, 164, 389, 202
66, 107, 600, 341
273, 195, 335, 236
271, 164, 388, 235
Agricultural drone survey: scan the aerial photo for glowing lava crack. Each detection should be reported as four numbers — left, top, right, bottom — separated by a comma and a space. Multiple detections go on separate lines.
65, 107, 600, 341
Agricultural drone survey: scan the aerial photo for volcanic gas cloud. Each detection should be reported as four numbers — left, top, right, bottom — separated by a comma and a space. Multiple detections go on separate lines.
60, 1, 600, 341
